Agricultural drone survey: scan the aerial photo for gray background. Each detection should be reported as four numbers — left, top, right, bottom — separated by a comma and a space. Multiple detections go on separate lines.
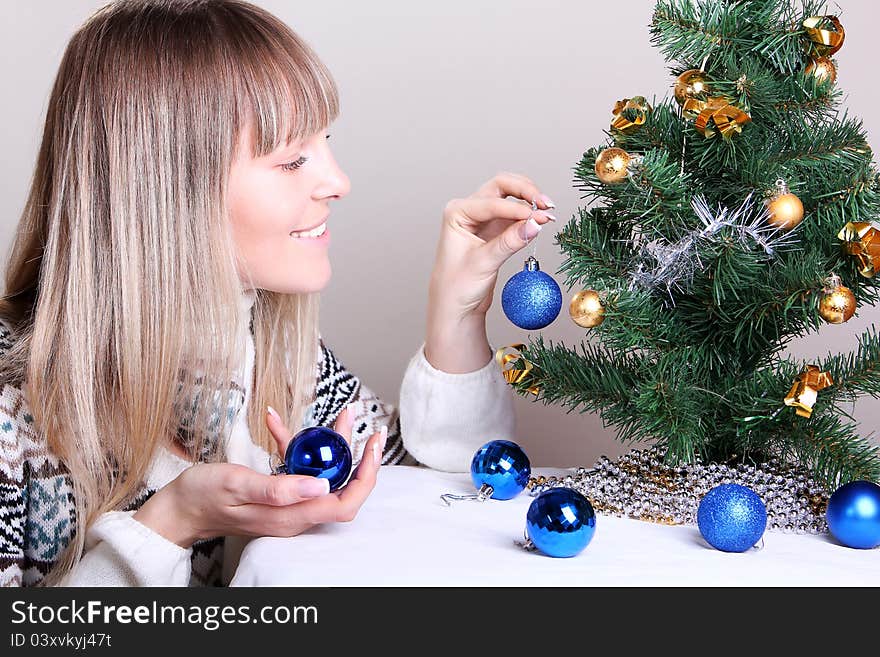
3, 0, 878, 467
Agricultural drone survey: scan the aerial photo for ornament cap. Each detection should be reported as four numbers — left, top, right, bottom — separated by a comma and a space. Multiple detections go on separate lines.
524, 256, 540, 272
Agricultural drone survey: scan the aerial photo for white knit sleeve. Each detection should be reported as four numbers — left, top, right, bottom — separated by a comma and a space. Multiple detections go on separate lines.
397, 342, 516, 473
61, 511, 192, 587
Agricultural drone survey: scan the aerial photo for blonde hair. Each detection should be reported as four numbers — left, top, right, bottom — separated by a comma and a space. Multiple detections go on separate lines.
0, 0, 339, 585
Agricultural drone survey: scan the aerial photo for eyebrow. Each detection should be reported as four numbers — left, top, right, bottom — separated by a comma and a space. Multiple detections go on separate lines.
277, 140, 304, 157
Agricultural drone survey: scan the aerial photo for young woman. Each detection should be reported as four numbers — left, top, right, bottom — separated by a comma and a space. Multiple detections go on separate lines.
0, 0, 556, 586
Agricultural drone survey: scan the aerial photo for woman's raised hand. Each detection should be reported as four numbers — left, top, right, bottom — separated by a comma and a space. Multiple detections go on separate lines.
424, 172, 556, 372
430, 171, 556, 321
133, 405, 387, 548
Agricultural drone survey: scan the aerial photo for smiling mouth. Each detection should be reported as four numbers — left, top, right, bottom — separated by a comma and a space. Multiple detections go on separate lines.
290, 221, 327, 238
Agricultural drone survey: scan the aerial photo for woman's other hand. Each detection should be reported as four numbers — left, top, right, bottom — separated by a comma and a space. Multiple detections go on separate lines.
133, 405, 387, 547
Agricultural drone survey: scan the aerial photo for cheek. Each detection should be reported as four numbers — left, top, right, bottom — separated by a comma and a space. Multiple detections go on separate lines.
229, 176, 331, 293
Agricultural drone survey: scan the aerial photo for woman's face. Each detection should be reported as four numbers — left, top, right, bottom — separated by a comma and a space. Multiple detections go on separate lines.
227, 121, 350, 294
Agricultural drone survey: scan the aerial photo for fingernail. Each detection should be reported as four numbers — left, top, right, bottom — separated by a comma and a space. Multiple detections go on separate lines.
519, 217, 543, 242
542, 212, 558, 222
373, 440, 382, 465
380, 425, 388, 450
267, 405, 280, 421
297, 477, 330, 497
539, 194, 556, 209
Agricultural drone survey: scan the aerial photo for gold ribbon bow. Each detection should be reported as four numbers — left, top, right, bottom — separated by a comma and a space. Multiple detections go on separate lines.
784, 365, 834, 418
837, 221, 880, 278
684, 96, 751, 140
611, 96, 651, 134
495, 344, 540, 396
803, 16, 845, 56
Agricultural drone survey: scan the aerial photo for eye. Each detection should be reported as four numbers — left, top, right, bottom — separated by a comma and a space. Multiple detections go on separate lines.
326, 133, 331, 140
281, 155, 308, 172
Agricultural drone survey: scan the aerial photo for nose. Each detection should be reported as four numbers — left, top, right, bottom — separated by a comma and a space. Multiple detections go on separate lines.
316, 149, 351, 201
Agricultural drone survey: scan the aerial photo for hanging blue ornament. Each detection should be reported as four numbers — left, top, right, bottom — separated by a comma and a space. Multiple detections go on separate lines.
281, 426, 352, 492
697, 483, 767, 552
441, 439, 531, 505
523, 487, 596, 557
501, 256, 562, 330
826, 480, 880, 549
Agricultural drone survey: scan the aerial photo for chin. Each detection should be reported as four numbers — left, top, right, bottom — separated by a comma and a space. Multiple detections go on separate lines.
278, 266, 332, 295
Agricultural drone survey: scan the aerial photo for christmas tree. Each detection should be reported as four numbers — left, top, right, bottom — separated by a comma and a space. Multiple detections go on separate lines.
512, 0, 880, 489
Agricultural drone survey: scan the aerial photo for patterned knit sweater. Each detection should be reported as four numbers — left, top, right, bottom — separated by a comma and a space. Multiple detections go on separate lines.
0, 289, 516, 586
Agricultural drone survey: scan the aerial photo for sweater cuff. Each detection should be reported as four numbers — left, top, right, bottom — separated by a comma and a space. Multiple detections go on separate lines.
399, 342, 516, 473
63, 511, 193, 587
414, 341, 499, 380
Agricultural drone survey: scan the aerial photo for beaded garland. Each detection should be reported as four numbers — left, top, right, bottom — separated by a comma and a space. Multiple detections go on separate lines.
526, 446, 830, 534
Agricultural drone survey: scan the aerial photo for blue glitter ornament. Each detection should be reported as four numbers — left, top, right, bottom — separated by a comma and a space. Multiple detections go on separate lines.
697, 483, 767, 552
826, 480, 880, 549
470, 439, 532, 500
501, 256, 562, 330
525, 487, 596, 557
283, 426, 352, 492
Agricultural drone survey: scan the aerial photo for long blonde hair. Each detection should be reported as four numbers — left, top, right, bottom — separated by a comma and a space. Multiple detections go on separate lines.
0, 0, 339, 585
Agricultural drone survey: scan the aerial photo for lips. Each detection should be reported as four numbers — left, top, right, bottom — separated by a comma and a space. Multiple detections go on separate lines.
292, 217, 329, 233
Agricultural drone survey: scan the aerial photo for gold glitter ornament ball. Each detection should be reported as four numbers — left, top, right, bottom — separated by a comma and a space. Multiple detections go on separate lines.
805, 57, 837, 84
766, 193, 805, 230
674, 69, 710, 105
570, 290, 605, 328
819, 284, 856, 324
594, 148, 631, 185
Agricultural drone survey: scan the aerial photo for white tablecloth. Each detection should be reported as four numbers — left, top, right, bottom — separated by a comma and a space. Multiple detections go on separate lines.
231, 465, 880, 586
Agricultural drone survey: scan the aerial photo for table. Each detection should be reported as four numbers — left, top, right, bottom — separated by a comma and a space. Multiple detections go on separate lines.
231, 465, 880, 586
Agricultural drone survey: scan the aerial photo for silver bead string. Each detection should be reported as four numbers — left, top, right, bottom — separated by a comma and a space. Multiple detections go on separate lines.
528, 446, 829, 534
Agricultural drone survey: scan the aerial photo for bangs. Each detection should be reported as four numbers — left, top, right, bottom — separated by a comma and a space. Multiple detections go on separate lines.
223, 3, 340, 157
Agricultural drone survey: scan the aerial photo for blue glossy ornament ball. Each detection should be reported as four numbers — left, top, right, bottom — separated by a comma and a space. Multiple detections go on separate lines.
470, 440, 531, 500
697, 483, 767, 552
501, 257, 562, 330
283, 426, 352, 492
826, 480, 880, 549
526, 487, 596, 557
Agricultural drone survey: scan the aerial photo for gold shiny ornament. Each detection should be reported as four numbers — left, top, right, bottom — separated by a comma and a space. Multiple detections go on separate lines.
784, 365, 834, 418
764, 179, 804, 231
594, 147, 631, 185
766, 194, 805, 230
837, 221, 880, 278
818, 275, 856, 324
569, 290, 606, 328
805, 56, 837, 84
674, 69, 710, 114
495, 344, 539, 396
690, 96, 751, 140
611, 96, 651, 134
803, 15, 845, 56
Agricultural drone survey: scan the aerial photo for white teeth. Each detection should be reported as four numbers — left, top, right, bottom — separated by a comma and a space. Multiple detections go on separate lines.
291, 222, 327, 238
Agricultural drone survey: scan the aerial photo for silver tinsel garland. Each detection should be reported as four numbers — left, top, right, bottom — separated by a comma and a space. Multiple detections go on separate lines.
628, 194, 801, 298
528, 446, 830, 534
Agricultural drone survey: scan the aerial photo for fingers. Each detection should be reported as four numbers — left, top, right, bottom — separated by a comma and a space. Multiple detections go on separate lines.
446, 197, 554, 273
479, 217, 548, 272
300, 427, 386, 523
447, 196, 556, 227
474, 171, 555, 210
333, 404, 356, 445
227, 465, 330, 506
265, 405, 292, 457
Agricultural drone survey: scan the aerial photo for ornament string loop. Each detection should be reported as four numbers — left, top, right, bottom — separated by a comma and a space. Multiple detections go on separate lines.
440, 483, 494, 507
